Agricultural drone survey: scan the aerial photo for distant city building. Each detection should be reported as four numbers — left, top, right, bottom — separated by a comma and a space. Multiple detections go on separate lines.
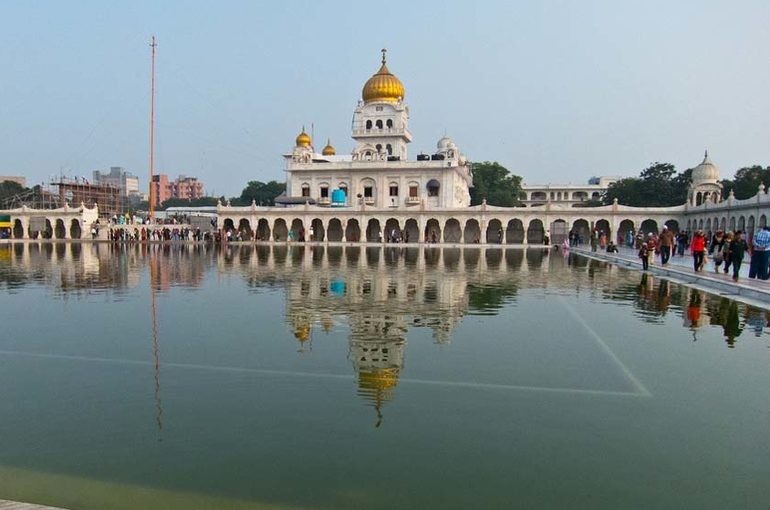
151, 174, 205, 206
520, 176, 621, 207
92, 167, 141, 203
0, 176, 27, 187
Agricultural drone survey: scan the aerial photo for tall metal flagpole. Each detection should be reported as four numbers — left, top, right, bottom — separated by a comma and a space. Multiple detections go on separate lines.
149, 36, 157, 220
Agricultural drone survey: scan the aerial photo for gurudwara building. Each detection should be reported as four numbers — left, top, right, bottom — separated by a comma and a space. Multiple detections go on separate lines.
214, 50, 769, 246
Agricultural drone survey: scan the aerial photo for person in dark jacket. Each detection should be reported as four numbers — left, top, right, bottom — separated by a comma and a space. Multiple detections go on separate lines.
728, 230, 750, 281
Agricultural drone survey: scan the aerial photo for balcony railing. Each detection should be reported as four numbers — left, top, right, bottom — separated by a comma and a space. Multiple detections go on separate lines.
317, 197, 331, 205
364, 197, 375, 205
406, 196, 420, 204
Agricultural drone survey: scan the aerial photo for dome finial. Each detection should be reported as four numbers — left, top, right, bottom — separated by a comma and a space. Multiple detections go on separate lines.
381, 48, 387, 65
705, 148, 708, 158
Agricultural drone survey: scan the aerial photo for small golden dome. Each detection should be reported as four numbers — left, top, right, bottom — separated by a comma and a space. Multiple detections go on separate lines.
358, 367, 400, 392
322, 139, 336, 156
362, 49, 405, 104
294, 323, 310, 342
295, 127, 311, 147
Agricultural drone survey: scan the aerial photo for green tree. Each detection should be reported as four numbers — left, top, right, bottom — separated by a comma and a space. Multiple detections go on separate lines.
470, 161, 523, 207
237, 180, 286, 206
729, 165, 770, 199
603, 162, 689, 206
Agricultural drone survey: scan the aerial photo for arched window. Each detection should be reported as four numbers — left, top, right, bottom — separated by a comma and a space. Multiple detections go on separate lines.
376, 120, 383, 129
386, 144, 392, 155
365, 120, 372, 130
386, 119, 393, 128
376, 144, 382, 152
427, 179, 440, 197
301, 183, 310, 198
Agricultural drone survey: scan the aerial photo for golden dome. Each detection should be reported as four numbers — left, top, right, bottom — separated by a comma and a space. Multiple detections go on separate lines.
322, 139, 336, 156
295, 127, 311, 147
362, 49, 405, 104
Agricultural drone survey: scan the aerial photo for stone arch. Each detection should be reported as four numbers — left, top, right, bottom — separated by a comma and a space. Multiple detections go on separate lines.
462, 219, 481, 244
705, 218, 712, 233
424, 219, 441, 243
69, 219, 82, 239
595, 219, 611, 241
403, 219, 419, 243
290, 219, 305, 241
760, 214, 767, 229
366, 218, 381, 242
256, 219, 271, 241
664, 219, 679, 233
384, 218, 401, 242
327, 218, 343, 242
719, 217, 726, 231
13, 219, 24, 239
526, 219, 545, 244
698, 219, 704, 230
345, 219, 361, 242
572, 219, 590, 244
640, 219, 658, 236
54, 219, 66, 239
444, 218, 462, 243
238, 219, 253, 240
486, 219, 503, 244
550, 219, 568, 245
505, 219, 525, 244
311, 218, 325, 242
747, 216, 755, 238
729, 217, 736, 232
618, 219, 634, 246
738, 216, 746, 232
273, 219, 288, 241
223, 218, 235, 232
696, 192, 703, 206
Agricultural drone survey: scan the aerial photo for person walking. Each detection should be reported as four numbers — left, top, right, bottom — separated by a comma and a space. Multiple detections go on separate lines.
658, 225, 675, 265
709, 230, 726, 273
722, 231, 734, 275
691, 230, 706, 272
639, 241, 650, 271
646, 233, 657, 267
591, 228, 599, 252
728, 230, 750, 281
748, 226, 770, 280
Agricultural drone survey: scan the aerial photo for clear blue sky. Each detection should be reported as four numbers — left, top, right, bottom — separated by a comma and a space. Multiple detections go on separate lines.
2, 0, 769, 196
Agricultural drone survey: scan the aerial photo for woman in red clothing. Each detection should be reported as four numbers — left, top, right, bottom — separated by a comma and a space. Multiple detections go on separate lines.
691, 230, 706, 271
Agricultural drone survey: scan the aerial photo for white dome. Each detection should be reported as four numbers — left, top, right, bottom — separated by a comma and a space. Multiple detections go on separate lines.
437, 136, 455, 150
692, 151, 720, 183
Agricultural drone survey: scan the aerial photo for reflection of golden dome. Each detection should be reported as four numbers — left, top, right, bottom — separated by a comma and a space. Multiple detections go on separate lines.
322, 139, 336, 156
358, 367, 399, 392
295, 127, 311, 147
362, 49, 405, 104
294, 323, 310, 342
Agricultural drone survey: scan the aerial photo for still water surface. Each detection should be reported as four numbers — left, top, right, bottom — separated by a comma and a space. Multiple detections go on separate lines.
0, 243, 768, 509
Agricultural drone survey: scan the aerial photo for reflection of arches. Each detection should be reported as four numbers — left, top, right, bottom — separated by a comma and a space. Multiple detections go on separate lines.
311, 218, 325, 242
290, 219, 305, 241
572, 219, 590, 244
618, 219, 634, 244
327, 218, 343, 242
526, 219, 544, 244
70, 219, 82, 239
486, 219, 503, 243
404, 219, 419, 243
463, 219, 481, 244
640, 219, 658, 235
346, 219, 361, 242
256, 219, 271, 241
424, 219, 441, 243
505, 219, 525, 244
384, 218, 400, 242
444, 218, 462, 243
238, 219, 253, 240
54, 219, 66, 239
366, 219, 381, 242
13, 219, 24, 239
273, 219, 288, 241
664, 219, 679, 233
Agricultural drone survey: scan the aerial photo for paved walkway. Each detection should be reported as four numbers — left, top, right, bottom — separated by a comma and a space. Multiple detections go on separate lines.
573, 245, 770, 305
0, 501, 67, 510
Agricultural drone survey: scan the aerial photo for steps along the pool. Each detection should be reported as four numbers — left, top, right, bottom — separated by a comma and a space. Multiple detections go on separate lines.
0, 501, 69, 510
573, 247, 770, 306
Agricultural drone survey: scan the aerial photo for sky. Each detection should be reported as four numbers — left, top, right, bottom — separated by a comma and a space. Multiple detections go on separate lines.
1, 0, 769, 197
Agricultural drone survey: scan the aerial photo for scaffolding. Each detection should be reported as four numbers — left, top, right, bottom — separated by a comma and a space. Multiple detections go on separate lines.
1, 177, 124, 219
